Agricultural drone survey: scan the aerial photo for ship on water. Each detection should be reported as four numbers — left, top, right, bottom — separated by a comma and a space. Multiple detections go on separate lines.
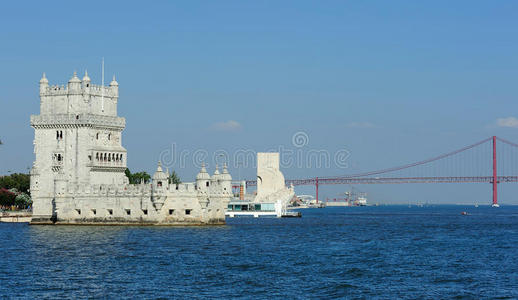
325, 187, 368, 207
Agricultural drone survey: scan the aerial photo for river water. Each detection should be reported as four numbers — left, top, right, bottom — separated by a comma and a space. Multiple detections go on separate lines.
0, 205, 517, 299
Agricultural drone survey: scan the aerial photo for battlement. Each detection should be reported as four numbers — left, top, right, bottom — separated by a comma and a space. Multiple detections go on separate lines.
45, 85, 68, 95
41, 84, 116, 97
86, 84, 117, 97
61, 182, 232, 197
39, 71, 118, 97
31, 113, 125, 130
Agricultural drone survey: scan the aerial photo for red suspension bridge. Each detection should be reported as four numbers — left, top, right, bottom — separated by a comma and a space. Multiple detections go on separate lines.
243, 136, 518, 206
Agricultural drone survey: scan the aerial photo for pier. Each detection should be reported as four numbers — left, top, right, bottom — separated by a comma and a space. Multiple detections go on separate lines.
0, 211, 32, 223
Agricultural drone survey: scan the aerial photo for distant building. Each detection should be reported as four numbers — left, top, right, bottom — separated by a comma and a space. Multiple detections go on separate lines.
30, 71, 232, 225
255, 153, 294, 205
227, 153, 295, 217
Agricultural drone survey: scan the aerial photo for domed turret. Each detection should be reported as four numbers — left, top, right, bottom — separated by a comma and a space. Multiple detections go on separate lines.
152, 161, 168, 187
110, 75, 118, 97
39, 73, 48, 95
211, 165, 223, 189
39, 72, 48, 84
221, 163, 232, 181
196, 163, 210, 181
151, 161, 168, 210
109, 75, 118, 86
30, 163, 40, 193
69, 71, 81, 83
196, 163, 210, 191
82, 70, 91, 83
68, 71, 81, 92
212, 164, 220, 178
221, 163, 232, 192
82, 70, 91, 91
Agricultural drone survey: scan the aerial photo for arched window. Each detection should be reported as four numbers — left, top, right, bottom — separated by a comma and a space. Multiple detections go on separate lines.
96, 153, 99, 160
206, 182, 209, 187
157, 181, 162, 187
96, 133, 99, 140
59, 131, 63, 139
56, 131, 59, 140
120, 154, 123, 163
116, 154, 119, 161
108, 134, 111, 140
104, 153, 107, 161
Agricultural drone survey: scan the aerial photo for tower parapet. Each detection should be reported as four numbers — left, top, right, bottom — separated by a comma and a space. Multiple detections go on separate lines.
40, 83, 116, 97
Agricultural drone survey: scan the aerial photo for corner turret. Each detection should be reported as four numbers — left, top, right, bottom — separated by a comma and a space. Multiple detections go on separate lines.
68, 71, 81, 93
221, 163, 232, 192
82, 70, 91, 90
213, 164, 220, 177
196, 163, 210, 191
210, 164, 223, 190
39, 73, 48, 95
110, 75, 119, 97
152, 161, 168, 188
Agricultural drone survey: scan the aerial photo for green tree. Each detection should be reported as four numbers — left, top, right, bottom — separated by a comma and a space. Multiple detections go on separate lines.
15, 193, 31, 208
169, 170, 181, 185
0, 188, 16, 207
125, 168, 151, 184
133, 172, 151, 184
125, 168, 133, 183
0, 173, 30, 195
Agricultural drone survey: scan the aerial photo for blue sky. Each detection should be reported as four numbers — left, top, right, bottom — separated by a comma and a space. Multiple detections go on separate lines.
1, 1, 518, 204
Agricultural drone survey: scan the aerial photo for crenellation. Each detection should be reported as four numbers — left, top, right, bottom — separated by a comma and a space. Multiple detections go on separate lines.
40, 83, 115, 98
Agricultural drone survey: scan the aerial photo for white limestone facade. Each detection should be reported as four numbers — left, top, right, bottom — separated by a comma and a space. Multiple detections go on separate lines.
30, 71, 232, 225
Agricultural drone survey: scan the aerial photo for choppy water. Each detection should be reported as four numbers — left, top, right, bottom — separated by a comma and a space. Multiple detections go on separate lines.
1, 205, 517, 299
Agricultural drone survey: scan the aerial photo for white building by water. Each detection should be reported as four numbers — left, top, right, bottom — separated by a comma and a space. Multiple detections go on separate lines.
226, 153, 295, 217
29, 71, 232, 225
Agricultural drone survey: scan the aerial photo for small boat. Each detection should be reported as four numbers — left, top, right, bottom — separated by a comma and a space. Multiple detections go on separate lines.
281, 211, 302, 218
461, 211, 468, 216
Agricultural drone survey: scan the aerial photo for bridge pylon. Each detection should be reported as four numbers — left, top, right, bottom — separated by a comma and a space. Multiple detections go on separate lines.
492, 136, 499, 207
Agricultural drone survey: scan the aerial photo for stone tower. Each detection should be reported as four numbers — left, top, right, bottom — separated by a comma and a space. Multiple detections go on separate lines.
30, 71, 128, 222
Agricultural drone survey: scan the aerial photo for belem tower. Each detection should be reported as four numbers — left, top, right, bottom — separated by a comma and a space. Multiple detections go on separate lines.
29, 71, 233, 225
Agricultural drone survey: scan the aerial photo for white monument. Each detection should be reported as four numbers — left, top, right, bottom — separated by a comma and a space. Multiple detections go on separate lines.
30, 71, 232, 225
255, 153, 295, 216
